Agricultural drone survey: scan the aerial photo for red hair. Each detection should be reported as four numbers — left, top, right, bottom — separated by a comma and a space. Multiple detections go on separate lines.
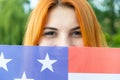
23, 0, 107, 47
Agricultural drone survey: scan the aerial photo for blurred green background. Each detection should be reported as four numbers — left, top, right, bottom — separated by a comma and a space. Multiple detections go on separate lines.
0, 0, 120, 47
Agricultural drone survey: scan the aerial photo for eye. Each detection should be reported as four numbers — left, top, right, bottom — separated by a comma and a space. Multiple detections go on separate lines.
43, 31, 57, 38
71, 31, 81, 38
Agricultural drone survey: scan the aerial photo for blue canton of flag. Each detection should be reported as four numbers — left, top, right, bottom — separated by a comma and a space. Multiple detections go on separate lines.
0, 46, 68, 80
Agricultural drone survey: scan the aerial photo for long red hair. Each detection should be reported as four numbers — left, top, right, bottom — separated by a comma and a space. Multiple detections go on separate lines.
23, 0, 107, 47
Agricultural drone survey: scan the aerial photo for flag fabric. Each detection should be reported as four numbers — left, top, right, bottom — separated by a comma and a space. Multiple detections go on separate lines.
69, 47, 120, 80
0, 45, 120, 80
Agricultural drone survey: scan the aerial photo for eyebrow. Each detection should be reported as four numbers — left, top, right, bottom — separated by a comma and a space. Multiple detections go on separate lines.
44, 26, 80, 31
71, 26, 80, 31
44, 27, 57, 30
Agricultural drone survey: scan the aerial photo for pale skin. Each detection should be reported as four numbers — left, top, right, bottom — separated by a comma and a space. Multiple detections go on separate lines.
39, 6, 84, 46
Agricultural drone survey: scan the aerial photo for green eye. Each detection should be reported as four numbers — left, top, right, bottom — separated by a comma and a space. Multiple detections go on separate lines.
74, 31, 81, 35
43, 31, 57, 38
72, 31, 81, 38
44, 32, 55, 35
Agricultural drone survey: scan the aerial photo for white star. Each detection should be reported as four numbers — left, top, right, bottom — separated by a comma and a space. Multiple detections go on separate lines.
14, 72, 34, 80
38, 53, 57, 72
0, 52, 12, 71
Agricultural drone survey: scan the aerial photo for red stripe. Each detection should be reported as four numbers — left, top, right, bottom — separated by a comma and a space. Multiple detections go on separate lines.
69, 47, 120, 73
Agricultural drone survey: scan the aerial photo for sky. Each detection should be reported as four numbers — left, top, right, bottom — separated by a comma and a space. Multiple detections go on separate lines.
30, 0, 39, 9
92, 0, 106, 11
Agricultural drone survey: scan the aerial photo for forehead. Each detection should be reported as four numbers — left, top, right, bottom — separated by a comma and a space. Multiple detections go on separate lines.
45, 6, 79, 29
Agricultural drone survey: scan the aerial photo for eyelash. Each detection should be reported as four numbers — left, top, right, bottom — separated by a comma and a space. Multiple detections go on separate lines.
43, 31, 81, 38
43, 31, 57, 37
71, 31, 81, 38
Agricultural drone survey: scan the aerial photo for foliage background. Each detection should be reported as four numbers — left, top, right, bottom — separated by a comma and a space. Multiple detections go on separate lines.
0, 0, 120, 47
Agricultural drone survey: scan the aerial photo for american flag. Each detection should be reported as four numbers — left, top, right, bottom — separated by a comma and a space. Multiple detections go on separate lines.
0, 45, 120, 80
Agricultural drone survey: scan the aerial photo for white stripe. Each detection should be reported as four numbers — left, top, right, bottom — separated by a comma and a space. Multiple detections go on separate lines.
69, 73, 120, 80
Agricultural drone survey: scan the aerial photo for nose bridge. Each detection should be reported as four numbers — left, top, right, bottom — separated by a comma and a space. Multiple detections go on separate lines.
56, 35, 70, 47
